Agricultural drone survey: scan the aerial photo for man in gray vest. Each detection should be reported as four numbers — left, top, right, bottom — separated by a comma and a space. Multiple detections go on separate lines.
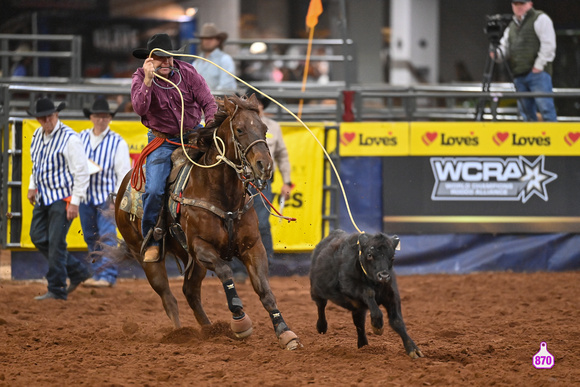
494, 0, 557, 121
27, 97, 91, 300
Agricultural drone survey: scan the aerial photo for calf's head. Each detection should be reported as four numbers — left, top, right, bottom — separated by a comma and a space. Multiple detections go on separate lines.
357, 233, 400, 283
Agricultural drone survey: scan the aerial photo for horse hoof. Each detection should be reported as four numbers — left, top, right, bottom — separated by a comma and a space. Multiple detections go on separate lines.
279, 330, 302, 350
372, 326, 384, 335
231, 313, 253, 339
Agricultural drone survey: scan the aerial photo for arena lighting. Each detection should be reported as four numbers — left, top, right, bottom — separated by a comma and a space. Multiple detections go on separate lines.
249, 41, 267, 54
185, 7, 197, 17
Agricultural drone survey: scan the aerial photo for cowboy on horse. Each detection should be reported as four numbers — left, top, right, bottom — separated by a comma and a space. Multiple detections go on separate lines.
130, 33, 217, 263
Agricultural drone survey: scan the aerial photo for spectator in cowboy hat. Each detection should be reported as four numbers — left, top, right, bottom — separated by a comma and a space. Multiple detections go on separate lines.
27, 97, 91, 300
192, 23, 237, 91
130, 32, 217, 263
78, 97, 131, 288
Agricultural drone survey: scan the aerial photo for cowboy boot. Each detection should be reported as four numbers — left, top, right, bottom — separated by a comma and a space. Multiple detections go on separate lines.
143, 245, 160, 263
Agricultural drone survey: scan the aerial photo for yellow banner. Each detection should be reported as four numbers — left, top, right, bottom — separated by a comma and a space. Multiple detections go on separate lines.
411, 122, 580, 156
270, 123, 325, 252
339, 122, 409, 156
20, 120, 148, 249
19, 120, 323, 252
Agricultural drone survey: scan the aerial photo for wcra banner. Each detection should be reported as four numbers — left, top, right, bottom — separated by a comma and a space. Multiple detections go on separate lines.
383, 156, 580, 233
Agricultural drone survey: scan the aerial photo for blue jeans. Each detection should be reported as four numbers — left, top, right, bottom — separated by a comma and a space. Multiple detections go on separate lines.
141, 131, 181, 242
79, 201, 118, 284
513, 71, 557, 122
30, 200, 90, 299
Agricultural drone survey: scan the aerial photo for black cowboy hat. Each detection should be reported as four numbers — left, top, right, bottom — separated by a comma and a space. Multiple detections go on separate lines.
244, 87, 271, 109
197, 23, 228, 42
27, 97, 66, 117
132, 33, 187, 59
83, 98, 116, 119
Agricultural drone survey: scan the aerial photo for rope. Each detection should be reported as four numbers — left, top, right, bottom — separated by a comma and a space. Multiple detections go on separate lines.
130, 136, 165, 191
149, 48, 363, 234
165, 138, 198, 149
248, 181, 296, 222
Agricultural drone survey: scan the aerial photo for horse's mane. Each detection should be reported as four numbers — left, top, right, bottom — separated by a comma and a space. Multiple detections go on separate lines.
197, 94, 260, 147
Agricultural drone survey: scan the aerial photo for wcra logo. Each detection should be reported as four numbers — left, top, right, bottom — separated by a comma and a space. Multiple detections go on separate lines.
430, 156, 557, 203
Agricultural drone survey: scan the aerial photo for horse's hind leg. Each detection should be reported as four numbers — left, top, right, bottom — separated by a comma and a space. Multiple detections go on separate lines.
142, 261, 181, 329
243, 243, 301, 350
192, 238, 253, 339
182, 258, 211, 327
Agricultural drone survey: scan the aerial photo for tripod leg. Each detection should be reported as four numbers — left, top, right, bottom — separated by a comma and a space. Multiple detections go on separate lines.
475, 53, 496, 121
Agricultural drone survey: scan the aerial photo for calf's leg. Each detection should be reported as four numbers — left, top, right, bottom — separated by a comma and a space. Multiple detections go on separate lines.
382, 283, 423, 359
312, 295, 328, 334
352, 308, 369, 348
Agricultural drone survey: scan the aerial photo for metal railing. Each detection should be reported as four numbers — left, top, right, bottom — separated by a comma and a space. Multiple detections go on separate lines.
0, 33, 82, 83
181, 37, 357, 88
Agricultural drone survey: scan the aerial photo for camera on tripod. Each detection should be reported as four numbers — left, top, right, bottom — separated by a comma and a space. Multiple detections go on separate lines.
484, 14, 512, 46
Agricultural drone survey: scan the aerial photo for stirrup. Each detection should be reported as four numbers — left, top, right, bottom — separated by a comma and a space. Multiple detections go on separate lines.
140, 228, 154, 257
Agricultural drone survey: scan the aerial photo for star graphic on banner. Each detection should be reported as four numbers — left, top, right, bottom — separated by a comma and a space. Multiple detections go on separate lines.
519, 156, 558, 203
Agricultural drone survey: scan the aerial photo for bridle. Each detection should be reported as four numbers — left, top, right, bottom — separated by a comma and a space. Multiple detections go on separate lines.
212, 102, 269, 188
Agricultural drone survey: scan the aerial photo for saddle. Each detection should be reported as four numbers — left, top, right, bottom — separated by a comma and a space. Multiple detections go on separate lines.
119, 144, 202, 257
119, 144, 255, 261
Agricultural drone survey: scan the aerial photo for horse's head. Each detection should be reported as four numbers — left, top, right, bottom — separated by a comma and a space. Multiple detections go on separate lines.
217, 94, 273, 184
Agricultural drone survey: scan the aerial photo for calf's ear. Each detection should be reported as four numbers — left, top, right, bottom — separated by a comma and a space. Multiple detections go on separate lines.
392, 235, 400, 250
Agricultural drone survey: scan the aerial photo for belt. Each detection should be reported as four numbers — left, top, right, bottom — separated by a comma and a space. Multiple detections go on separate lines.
151, 128, 195, 139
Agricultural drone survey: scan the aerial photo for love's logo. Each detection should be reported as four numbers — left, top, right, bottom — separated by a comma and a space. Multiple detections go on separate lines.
340, 132, 356, 146
421, 132, 438, 146
493, 132, 509, 146
564, 132, 580, 146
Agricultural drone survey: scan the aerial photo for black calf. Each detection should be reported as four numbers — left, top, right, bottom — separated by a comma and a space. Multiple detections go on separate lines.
309, 230, 423, 359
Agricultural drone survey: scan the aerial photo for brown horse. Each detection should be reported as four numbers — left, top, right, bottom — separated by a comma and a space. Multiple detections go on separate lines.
114, 94, 301, 350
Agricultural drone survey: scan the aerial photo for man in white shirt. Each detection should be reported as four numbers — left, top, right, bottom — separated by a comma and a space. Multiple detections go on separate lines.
495, 0, 557, 121
79, 98, 131, 288
27, 98, 91, 300
193, 23, 237, 91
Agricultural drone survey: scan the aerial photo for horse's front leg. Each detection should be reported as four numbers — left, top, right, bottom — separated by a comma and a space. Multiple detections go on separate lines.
192, 237, 253, 339
242, 242, 302, 350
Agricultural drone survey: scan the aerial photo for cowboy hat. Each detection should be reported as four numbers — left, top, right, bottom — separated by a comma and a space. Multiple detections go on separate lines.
197, 23, 228, 41
27, 97, 66, 117
132, 33, 187, 59
83, 98, 116, 119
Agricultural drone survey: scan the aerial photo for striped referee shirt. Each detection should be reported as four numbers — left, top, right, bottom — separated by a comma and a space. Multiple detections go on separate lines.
29, 121, 89, 206
80, 127, 131, 205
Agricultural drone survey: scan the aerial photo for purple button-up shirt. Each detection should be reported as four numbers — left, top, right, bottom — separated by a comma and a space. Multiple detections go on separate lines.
131, 59, 217, 136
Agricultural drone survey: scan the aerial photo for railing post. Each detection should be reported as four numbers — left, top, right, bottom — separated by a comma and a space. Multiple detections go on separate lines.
0, 85, 9, 248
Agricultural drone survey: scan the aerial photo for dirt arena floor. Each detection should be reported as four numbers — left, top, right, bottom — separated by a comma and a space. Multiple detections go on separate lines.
1, 270, 578, 386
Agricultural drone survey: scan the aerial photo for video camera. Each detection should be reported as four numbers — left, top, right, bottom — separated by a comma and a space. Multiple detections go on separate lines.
484, 14, 513, 46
